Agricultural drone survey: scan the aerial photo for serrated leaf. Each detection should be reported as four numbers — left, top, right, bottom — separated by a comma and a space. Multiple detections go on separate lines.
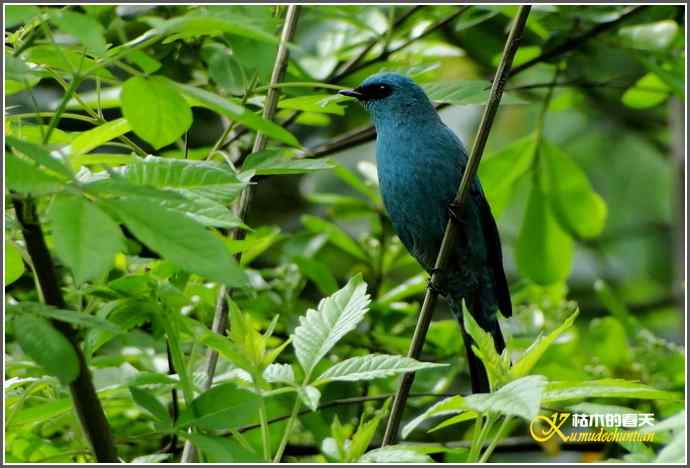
122, 76, 192, 149
542, 379, 679, 403
462, 304, 508, 388
126, 155, 247, 203
242, 149, 333, 175
464, 375, 546, 421
299, 385, 321, 411
292, 274, 370, 377
48, 194, 125, 283
13, 314, 80, 385
359, 446, 433, 463
25, 45, 115, 80
278, 94, 348, 115
263, 363, 295, 385
6, 136, 72, 177
315, 355, 446, 385
422, 80, 525, 106
6, 153, 63, 195
106, 196, 247, 287
402, 395, 466, 439
510, 309, 579, 379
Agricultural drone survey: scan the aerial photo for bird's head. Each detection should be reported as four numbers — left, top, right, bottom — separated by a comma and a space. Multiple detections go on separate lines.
338, 72, 438, 126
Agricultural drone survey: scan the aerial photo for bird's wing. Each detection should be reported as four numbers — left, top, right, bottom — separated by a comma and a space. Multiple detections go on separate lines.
476, 191, 512, 318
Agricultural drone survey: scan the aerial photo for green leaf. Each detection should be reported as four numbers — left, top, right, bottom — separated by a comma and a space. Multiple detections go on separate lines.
262, 363, 295, 385
293, 255, 338, 295
540, 140, 607, 239
7, 399, 72, 426
122, 76, 193, 149
49, 10, 108, 56
5, 153, 64, 195
301, 215, 368, 261
129, 386, 172, 427
292, 274, 370, 377
126, 50, 162, 74
48, 194, 124, 284
159, 192, 247, 229
242, 149, 333, 175
462, 304, 508, 388
25, 45, 114, 80
208, 51, 246, 96
7, 302, 123, 334
348, 410, 385, 462
226, 226, 282, 266
299, 385, 322, 411
510, 309, 579, 379
619, 20, 679, 51
622, 72, 671, 109
13, 314, 80, 385
585, 317, 632, 368
542, 379, 679, 403
63, 118, 131, 157
516, 183, 573, 285
106, 197, 247, 287
402, 396, 466, 439
5, 241, 25, 285
177, 382, 261, 431
315, 355, 446, 385
359, 446, 433, 463
465, 375, 546, 421
178, 84, 300, 147
180, 433, 250, 463
478, 132, 537, 216
378, 273, 427, 305
149, 14, 278, 45
422, 80, 526, 106
6, 136, 72, 177
126, 155, 248, 203
5, 5, 41, 28
278, 94, 348, 115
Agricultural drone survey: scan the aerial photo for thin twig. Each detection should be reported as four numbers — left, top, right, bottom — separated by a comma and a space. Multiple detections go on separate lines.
508, 6, 649, 78
179, 6, 302, 463
381, 6, 532, 446
235, 392, 453, 434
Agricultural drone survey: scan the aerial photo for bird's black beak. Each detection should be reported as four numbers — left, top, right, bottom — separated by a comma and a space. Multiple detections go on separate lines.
338, 88, 366, 100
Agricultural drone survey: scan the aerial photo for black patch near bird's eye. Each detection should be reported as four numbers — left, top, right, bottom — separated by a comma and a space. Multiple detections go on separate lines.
356, 83, 393, 101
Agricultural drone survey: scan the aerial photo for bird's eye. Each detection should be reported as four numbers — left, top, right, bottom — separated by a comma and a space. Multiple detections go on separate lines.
360, 83, 393, 101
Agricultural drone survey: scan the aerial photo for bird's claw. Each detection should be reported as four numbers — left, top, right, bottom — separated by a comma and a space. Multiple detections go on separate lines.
448, 201, 467, 226
427, 268, 447, 296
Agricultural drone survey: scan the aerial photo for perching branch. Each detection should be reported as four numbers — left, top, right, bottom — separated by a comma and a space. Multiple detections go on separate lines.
381, 6, 532, 446
179, 5, 302, 463
10, 196, 118, 462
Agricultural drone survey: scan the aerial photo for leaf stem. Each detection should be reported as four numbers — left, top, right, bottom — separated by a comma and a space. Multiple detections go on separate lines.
478, 415, 511, 463
272, 397, 302, 463
380, 6, 532, 446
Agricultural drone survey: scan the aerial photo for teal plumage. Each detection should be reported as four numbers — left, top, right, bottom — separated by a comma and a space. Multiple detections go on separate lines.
340, 73, 511, 392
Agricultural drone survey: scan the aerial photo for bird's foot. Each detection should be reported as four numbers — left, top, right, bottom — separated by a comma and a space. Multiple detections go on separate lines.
427, 268, 447, 296
448, 201, 467, 226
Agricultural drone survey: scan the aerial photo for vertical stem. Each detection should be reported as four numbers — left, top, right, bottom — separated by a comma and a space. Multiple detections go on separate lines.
256, 389, 271, 461
272, 397, 302, 463
11, 196, 118, 462
478, 416, 511, 463
179, 5, 302, 462
381, 6, 531, 446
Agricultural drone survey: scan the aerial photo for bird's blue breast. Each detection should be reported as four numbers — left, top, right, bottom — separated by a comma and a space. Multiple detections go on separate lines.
375, 121, 468, 270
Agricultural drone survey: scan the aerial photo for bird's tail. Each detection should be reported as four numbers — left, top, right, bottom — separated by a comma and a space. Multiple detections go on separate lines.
448, 295, 506, 394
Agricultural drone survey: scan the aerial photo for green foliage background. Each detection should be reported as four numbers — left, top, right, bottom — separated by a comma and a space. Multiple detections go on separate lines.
4, 4, 686, 464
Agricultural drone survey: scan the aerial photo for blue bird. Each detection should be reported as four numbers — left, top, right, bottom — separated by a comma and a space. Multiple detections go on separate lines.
339, 72, 511, 393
